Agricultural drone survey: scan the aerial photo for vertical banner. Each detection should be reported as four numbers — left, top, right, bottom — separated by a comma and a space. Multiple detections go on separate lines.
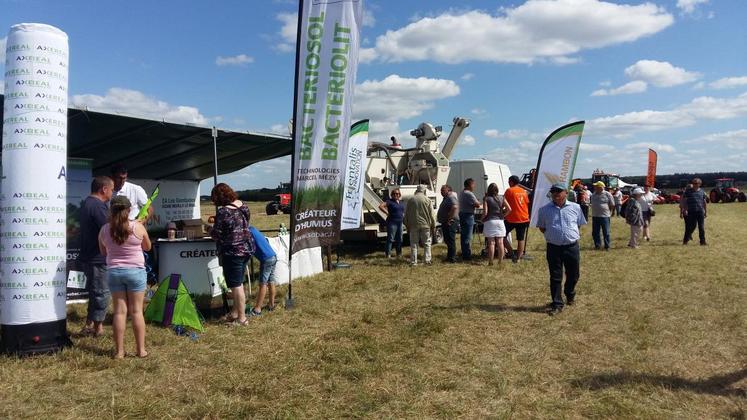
291, 0, 364, 253
1, 23, 70, 353
529, 121, 585, 227
65, 158, 93, 303
647, 148, 657, 188
341, 119, 368, 230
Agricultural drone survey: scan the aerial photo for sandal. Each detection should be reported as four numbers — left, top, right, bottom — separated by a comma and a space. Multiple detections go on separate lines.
267, 305, 276, 312
247, 308, 262, 317
221, 314, 239, 324
232, 318, 249, 326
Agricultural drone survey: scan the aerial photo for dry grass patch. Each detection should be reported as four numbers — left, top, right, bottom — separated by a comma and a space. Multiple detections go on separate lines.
1, 203, 745, 418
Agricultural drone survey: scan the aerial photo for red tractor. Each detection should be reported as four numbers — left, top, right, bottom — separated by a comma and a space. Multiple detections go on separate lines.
709, 178, 747, 203
265, 193, 292, 215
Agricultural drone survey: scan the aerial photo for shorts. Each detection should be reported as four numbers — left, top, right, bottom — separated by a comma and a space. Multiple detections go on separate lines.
642, 211, 651, 226
259, 256, 278, 285
505, 221, 529, 241
483, 219, 506, 238
222, 255, 250, 288
107, 267, 146, 293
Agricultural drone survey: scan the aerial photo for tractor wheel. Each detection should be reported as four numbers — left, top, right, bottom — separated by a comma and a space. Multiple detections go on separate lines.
281, 206, 292, 214
739, 192, 747, 203
725, 192, 736, 203
265, 202, 279, 215
709, 190, 720, 204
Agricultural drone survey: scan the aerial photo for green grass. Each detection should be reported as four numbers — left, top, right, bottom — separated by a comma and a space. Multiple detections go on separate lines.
294, 184, 344, 210
1, 203, 746, 418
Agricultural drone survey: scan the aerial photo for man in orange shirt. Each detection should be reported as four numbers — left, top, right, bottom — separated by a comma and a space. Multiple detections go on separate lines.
503, 175, 531, 262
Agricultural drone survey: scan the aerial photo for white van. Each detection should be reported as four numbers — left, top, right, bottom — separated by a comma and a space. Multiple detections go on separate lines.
448, 159, 512, 199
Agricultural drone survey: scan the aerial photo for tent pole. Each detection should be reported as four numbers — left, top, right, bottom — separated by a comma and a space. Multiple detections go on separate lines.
285, 0, 305, 309
212, 126, 219, 186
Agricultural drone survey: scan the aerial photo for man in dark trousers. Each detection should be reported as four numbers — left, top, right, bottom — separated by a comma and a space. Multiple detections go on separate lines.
78, 176, 114, 336
437, 184, 459, 263
536, 183, 587, 316
680, 177, 708, 245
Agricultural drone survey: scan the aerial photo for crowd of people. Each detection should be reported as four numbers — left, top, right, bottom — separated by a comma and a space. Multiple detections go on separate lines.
381, 176, 710, 316
75, 170, 712, 354
77, 165, 278, 357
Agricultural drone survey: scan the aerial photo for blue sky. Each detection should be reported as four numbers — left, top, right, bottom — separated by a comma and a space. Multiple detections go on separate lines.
2, 0, 745, 191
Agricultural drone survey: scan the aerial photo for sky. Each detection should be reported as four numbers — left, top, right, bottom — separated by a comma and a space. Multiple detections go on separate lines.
2, 0, 746, 192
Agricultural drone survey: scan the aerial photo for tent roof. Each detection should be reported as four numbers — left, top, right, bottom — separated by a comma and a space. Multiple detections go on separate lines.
0, 94, 293, 181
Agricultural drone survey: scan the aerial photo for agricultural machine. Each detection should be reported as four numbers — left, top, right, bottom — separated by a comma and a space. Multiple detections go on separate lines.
265, 183, 292, 215
709, 178, 747, 203
591, 169, 637, 191
340, 116, 471, 241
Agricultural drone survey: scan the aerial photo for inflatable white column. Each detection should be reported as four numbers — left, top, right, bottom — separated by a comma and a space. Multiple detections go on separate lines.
1, 23, 69, 354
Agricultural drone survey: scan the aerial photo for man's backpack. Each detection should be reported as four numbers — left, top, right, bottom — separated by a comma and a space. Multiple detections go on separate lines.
620, 199, 630, 218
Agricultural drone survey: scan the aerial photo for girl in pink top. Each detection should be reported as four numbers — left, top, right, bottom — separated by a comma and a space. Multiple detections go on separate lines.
99, 196, 151, 359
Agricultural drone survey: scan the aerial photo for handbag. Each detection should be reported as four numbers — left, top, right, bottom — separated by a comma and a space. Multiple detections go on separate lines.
649, 208, 656, 217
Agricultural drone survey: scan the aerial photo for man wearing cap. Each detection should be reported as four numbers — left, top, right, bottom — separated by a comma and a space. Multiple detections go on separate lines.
590, 181, 615, 250
535, 183, 587, 316
110, 163, 153, 222
404, 185, 436, 266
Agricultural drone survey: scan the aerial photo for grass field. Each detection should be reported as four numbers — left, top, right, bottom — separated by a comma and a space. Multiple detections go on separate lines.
1, 202, 745, 418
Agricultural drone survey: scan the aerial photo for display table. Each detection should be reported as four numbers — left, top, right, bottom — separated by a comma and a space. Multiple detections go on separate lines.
155, 238, 221, 312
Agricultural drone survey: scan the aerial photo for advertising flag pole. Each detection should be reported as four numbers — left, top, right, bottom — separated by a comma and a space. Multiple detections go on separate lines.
285, 0, 305, 309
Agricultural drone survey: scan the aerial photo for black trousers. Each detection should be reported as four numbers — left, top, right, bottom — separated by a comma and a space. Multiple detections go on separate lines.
546, 242, 580, 308
684, 211, 706, 244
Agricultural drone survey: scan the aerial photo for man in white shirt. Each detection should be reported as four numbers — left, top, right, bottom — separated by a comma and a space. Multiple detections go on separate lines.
110, 163, 153, 222
637, 184, 656, 241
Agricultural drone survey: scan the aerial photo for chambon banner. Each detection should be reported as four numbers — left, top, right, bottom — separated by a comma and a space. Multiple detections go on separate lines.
341, 120, 368, 230
1, 23, 70, 353
291, 0, 363, 253
529, 121, 585, 227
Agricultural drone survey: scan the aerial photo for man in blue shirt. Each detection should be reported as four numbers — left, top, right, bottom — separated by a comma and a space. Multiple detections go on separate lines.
536, 183, 587, 315
247, 226, 278, 316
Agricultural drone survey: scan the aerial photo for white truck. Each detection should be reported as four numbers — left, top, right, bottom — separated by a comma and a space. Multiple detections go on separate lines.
448, 160, 512, 199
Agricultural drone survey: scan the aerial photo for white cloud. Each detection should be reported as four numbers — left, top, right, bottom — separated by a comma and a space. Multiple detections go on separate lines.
276, 12, 298, 52
624, 60, 701, 87
599, 80, 611, 87
461, 73, 475, 81
677, 0, 708, 14
363, 9, 376, 27
358, 48, 377, 63
471, 108, 486, 116
483, 128, 533, 140
461, 134, 476, 146
683, 129, 747, 150
365, 1, 672, 64
625, 142, 675, 153
591, 80, 648, 96
352, 75, 460, 139
710, 76, 747, 90
586, 91, 747, 137
580, 143, 615, 152
215, 54, 254, 66
71, 88, 209, 125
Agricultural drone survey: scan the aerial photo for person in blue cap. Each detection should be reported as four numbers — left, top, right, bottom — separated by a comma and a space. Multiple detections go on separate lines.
247, 226, 278, 316
535, 183, 587, 316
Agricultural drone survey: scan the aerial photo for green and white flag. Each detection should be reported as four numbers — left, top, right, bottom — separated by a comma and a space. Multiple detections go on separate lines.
291, 0, 364, 253
529, 121, 585, 227
341, 120, 369, 230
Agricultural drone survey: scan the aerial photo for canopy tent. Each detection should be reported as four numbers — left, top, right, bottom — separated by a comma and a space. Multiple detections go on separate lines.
0, 94, 293, 180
